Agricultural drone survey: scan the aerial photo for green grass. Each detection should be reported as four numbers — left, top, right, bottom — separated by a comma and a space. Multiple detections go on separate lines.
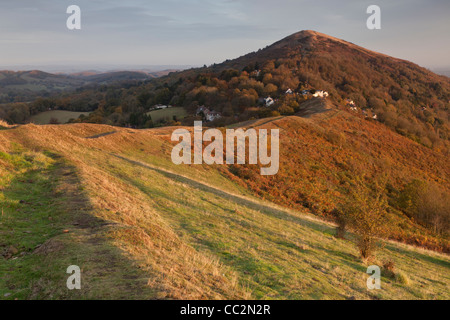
30, 111, 92, 125
98, 152, 450, 300
0, 125, 449, 300
146, 107, 187, 124
0, 149, 155, 300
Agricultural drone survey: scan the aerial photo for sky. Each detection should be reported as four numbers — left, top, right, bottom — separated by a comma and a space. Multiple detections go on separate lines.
0, 0, 449, 72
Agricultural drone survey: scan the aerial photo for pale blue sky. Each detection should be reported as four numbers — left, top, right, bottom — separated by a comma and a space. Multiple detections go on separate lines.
0, 0, 448, 71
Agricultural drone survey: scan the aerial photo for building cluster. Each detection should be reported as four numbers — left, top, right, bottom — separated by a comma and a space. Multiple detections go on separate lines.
196, 106, 222, 122
346, 99, 378, 120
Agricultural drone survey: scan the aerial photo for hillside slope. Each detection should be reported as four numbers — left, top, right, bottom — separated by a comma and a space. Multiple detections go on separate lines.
1, 122, 449, 300
37, 30, 448, 154
224, 101, 449, 251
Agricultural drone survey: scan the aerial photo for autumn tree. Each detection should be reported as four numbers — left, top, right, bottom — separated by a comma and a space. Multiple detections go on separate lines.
339, 177, 388, 260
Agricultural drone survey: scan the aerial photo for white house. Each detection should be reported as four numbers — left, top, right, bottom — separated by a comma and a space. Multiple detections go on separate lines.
251, 70, 261, 78
264, 97, 275, 107
205, 111, 222, 122
346, 99, 355, 106
196, 106, 222, 122
285, 88, 293, 95
153, 104, 169, 110
313, 91, 329, 98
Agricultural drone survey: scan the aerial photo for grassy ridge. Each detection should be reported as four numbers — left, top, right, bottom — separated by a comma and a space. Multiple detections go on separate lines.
0, 148, 155, 299
0, 123, 449, 299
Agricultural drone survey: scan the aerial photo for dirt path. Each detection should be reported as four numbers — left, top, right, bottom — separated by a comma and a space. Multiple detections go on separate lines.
112, 154, 334, 233
1, 153, 155, 299
85, 131, 117, 139
111, 153, 450, 261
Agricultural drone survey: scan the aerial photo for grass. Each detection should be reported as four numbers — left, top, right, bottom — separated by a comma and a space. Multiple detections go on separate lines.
29, 111, 92, 125
146, 107, 187, 124
0, 123, 449, 300
0, 148, 156, 300
100, 154, 450, 299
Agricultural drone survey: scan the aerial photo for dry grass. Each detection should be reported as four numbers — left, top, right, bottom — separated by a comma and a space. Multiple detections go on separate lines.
0, 119, 10, 128
1, 123, 449, 300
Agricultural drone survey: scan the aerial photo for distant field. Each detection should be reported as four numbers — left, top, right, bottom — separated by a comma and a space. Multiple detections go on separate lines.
146, 107, 187, 123
30, 110, 92, 124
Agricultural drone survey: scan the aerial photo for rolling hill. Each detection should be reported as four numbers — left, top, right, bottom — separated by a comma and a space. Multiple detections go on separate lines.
0, 30, 449, 300
27, 30, 447, 152
0, 119, 448, 300
0, 69, 177, 104
0, 70, 85, 95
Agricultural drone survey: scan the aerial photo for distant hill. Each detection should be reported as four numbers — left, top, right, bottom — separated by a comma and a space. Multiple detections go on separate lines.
70, 70, 178, 83
0, 70, 85, 92
432, 68, 450, 77
0, 69, 177, 103
39, 30, 448, 150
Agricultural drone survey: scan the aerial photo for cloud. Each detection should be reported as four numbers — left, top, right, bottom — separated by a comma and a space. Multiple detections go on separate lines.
0, 0, 448, 68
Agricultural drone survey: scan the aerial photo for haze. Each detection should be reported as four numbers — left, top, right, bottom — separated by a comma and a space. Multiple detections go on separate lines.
0, 0, 448, 72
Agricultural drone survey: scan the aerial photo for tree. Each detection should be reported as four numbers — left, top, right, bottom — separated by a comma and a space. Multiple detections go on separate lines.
339, 177, 388, 260
278, 104, 294, 115
398, 180, 449, 235
331, 209, 347, 239
264, 83, 278, 96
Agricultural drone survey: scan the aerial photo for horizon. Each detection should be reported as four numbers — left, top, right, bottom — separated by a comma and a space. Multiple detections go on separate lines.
0, 1, 449, 72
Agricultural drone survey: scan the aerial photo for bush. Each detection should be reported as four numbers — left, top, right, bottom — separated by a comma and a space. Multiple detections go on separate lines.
338, 177, 388, 259
325, 130, 346, 149
382, 259, 396, 278
49, 117, 60, 124
395, 271, 410, 285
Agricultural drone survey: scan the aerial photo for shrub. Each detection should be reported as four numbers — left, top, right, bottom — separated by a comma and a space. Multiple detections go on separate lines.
49, 117, 60, 124
325, 130, 346, 149
395, 271, 410, 286
382, 259, 396, 278
339, 177, 388, 260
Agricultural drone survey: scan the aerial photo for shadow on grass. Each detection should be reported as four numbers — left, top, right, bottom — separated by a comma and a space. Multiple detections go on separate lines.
85, 131, 117, 139
0, 152, 155, 300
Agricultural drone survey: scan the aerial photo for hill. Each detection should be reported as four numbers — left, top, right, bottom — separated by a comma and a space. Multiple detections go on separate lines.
0, 69, 175, 104
22, 30, 448, 151
0, 121, 449, 300
223, 104, 449, 251
1, 30, 449, 299
72, 70, 176, 83
0, 70, 85, 99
